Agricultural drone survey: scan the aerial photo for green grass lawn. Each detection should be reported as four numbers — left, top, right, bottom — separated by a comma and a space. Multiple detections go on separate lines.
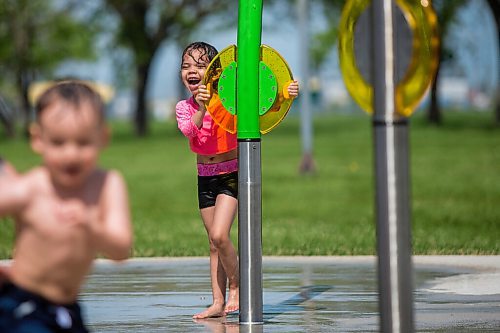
1, 111, 499, 257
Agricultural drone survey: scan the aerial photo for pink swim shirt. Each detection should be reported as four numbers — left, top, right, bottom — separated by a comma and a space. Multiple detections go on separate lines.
176, 97, 237, 155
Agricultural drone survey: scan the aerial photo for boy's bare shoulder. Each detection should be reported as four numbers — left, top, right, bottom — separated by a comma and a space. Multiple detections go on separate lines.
93, 168, 127, 194
23, 167, 53, 190
4, 166, 41, 188
92, 169, 128, 211
94, 168, 125, 184
0, 166, 46, 215
24, 166, 49, 180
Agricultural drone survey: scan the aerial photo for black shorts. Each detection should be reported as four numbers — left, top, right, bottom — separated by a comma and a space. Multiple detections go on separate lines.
0, 282, 89, 333
197, 172, 238, 209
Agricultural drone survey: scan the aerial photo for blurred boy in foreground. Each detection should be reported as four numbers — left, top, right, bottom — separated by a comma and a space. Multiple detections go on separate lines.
0, 81, 133, 332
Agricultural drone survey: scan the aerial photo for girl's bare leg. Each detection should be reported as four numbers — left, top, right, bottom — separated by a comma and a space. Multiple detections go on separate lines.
194, 194, 239, 318
193, 206, 226, 319
210, 194, 239, 314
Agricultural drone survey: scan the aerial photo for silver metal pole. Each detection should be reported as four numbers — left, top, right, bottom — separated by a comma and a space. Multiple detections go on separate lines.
238, 139, 263, 324
297, 0, 315, 174
371, 1, 414, 332
239, 322, 264, 333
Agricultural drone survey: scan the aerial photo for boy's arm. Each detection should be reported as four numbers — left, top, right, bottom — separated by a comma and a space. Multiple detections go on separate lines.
0, 158, 27, 217
0, 157, 18, 177
94, 170, 133, 261
0, 264, 11, 285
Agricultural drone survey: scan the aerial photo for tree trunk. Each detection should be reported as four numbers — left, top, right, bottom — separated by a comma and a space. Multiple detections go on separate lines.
0, 93, 15, 137
494, 86, 500, 126
486, 0, 500, 125
134, 62, 151, 137
0, 107, 14, 138
16, 71, 33, 138
427, 50, 442, 125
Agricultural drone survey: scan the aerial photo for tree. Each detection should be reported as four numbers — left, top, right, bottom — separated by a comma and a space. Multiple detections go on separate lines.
486, 0, 500, 125
428, 0, 469, 125
100, 0, 237, 137
0, 95, 14, 138
0, 0, 97, 136
310, 0, 345, 73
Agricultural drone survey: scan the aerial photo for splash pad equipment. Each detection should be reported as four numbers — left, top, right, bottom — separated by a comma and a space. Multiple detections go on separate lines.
338, 0, 439, 116
203, 45, 295, 134
203, 0, 297, 325
338, 1, 439, 332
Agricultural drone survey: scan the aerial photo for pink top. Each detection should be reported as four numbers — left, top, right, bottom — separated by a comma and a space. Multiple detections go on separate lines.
176, 97, 237, 155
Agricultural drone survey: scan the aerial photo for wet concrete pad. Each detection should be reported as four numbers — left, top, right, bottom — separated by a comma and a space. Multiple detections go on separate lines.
81, 256, 500, 332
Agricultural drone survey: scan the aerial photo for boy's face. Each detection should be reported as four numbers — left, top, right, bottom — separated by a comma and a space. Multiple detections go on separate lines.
181, 48, 210, 96
31, 100, 108, 190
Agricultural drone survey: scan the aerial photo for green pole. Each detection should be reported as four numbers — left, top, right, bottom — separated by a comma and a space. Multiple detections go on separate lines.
237, 0, 262, 139
237, 0, 264, 325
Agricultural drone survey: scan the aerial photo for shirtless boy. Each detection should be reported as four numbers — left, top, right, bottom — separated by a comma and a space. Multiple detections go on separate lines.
0, 81, 133, 332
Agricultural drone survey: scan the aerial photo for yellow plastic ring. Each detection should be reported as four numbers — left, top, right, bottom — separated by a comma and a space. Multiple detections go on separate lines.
338, 0, 439, 116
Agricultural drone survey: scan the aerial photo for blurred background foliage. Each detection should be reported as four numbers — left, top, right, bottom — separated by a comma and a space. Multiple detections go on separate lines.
0, 0, 498, 139
0, 0, 499, 257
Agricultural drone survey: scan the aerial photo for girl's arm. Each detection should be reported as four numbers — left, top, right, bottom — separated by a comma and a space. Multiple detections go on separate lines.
185, 84, 210, 129
190, 85, 210, 128
286, 80, 299, 98
176, 100, 203, 138
190, 105, 206, 129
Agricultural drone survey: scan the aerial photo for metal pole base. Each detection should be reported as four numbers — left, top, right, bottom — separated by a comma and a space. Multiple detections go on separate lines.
238, 139, 263, 324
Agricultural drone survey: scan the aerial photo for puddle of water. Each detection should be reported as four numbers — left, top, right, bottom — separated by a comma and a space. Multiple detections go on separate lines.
422, 272, 500, 295
80, 258, 500, 332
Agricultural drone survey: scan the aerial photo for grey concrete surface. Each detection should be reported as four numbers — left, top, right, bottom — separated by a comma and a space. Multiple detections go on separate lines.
80, 256, 500, 332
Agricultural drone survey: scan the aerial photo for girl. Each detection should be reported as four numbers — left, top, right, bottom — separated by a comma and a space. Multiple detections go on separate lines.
176, 41, 298, 319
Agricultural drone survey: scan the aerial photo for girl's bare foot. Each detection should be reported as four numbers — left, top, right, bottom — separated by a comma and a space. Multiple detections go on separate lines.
193, 302, 225, 319
224, 287, 239, 314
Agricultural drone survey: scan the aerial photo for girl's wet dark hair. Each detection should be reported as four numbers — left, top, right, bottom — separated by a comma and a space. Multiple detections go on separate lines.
181, 42, 218, 65
35, 80, 105, 123
182, 42, 221, 91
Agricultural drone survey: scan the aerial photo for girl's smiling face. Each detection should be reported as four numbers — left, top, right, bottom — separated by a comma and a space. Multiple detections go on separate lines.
181, 48, 210, 96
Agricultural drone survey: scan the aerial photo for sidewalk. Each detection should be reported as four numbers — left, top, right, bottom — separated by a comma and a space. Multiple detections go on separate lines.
82, 256, 500, 332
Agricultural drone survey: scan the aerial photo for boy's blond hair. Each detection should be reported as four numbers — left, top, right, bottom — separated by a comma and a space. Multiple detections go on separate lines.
34, 81, 105, 124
